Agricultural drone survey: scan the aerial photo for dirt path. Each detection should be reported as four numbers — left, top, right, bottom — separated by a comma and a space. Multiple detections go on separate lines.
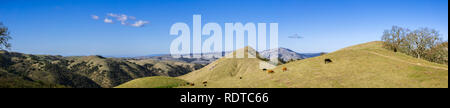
368, 51, 448, 71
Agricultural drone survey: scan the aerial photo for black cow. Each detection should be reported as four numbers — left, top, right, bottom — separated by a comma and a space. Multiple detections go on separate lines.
324, 59, 333, 64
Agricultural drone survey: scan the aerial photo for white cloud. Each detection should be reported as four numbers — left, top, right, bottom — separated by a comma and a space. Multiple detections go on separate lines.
93, 13, 149, 27
104, 18, 113, 23
91, 15, 99, 20
108, 13, 130, 25
130, 20, 149, 27
117, 14, 128, 22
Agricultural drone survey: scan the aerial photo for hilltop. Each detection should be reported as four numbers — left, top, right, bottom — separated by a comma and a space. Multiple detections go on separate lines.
120, 41, 448, 88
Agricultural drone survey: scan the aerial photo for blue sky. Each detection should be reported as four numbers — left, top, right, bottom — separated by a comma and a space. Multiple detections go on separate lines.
0, 0, 448, 57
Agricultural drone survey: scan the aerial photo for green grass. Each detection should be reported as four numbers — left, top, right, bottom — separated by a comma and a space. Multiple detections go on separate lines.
115, 76, 188, 88
177, 41, 448, 88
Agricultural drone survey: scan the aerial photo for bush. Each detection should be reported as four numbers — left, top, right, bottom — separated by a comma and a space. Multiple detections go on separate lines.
425, 42, 448, 64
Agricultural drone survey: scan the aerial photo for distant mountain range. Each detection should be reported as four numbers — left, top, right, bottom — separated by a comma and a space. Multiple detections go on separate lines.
135, 47, 322, 64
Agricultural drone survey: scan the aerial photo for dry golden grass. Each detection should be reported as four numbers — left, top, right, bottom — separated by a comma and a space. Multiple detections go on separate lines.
178, 41, 448, 88
117, 41, 448, 88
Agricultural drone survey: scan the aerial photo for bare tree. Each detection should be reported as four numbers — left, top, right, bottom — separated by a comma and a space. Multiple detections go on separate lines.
404, 28, 441, 59
381, 26, 408, 52
0, 22, 11, 50
382, 26, 446, 64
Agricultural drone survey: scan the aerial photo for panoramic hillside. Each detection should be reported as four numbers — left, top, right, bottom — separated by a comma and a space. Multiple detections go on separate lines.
118, 41, 448, 88
0, 51, 204, 88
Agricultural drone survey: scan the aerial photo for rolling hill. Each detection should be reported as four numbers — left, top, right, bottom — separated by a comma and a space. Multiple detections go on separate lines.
0, 51, 204, 88
118, 41, 448, 88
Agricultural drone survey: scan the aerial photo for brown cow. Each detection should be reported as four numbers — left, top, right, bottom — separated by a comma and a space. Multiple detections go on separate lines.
268, 70, 274, 74
282, 67, 287, 72
190, 83, 195, 86
202, 81, 208, 84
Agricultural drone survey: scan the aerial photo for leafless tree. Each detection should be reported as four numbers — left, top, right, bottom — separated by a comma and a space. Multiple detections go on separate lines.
382, 26, 408, 52
404, 28, 441, 59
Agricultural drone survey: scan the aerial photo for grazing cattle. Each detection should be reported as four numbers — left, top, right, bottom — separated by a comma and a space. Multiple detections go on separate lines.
268, 70, 274, 74
282, 67, 287, 72
239, 77, 242, 79
190, 83, 195, 86
262, 68, 267, 71
204, 84, 207, 87
186, 82, 190, 85
324, 59, 333, 64
202, 81, 208, 84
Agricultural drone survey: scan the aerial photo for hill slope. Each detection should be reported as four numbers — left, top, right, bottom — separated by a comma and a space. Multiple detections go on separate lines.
177, 41, 447, 88
0, 51, 203, 88
115, 76, 187, 88
0, 68, 68, 88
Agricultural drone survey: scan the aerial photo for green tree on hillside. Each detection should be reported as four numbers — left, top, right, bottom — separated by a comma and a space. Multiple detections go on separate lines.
0, 22, 12, 50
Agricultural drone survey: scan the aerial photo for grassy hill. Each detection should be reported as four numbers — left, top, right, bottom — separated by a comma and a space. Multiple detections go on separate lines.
115, 76, 187, 88
173, 41, 447, 88
0, 51, 203, 88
